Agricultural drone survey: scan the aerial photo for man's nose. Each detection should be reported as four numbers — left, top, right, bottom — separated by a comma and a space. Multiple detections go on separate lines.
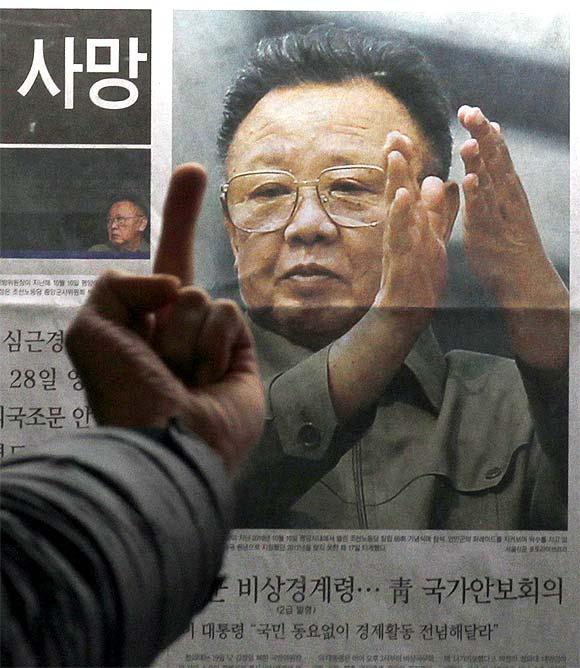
283, 186, 339, 245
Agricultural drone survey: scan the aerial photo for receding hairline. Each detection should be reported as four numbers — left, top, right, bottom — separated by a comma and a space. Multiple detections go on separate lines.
225, 77, 438, 179
109, 199, 148, 219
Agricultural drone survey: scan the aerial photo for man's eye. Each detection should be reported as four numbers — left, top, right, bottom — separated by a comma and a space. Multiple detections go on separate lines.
250, 183, 292, 199
329, 179, 368, 195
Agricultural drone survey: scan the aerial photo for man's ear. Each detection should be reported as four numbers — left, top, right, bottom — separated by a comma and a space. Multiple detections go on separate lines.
443, 181, 460, 243
138, 216, 148, 232
223, 218, 240, 268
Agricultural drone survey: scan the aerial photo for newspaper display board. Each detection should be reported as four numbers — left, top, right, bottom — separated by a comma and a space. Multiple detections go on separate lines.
0, 6, 578, 668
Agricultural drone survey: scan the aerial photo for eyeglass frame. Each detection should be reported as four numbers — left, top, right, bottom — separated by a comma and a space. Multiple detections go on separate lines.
220, 164, 386, 233
107, 214, 146, 228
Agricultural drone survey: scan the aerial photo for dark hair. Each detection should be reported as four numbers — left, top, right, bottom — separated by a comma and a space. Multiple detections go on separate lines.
107, 193, 149, 220
218, 24, 452, 179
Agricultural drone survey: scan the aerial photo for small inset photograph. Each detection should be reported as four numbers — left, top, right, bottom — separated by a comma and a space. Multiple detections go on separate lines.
0, 148, 150, 258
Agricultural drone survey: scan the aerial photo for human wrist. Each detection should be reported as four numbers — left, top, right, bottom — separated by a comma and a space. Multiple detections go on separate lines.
328, 306, 423, 422
487, 255, 566, 311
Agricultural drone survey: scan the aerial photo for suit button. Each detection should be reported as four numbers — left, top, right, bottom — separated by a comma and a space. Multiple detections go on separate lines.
297, 423, 321, 450
485, 466, 502, 480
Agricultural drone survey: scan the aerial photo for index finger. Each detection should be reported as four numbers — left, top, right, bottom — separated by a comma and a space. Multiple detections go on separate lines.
154, 162, 207, 284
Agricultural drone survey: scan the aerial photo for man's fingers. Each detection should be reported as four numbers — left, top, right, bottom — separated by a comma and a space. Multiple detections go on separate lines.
194, 300, 247, 384
154, 163, 207, 285
387, 187, 414, 254
155, 291, 254, 386
459, 138, 482, 174
386, 150, 418, 204
106, 273, 181, 310
383, 131, 415, 166
485, 129, 525, 200
460, 107, 530, 224
458, 105, 499, 152
386, 151, 405, 203
459, 138, 500, 212
420, 176, 444, 209
420, 176, 444, 241
88, 271, 180, 325
458, 105, 490, 140
458, 106, 501, 171
458, 106, 518, 182
154, 287, 211, 376
67, 271, 183, 425
462, 172, 492, 231
383, 130, 425, 187
421, 176, 455, 242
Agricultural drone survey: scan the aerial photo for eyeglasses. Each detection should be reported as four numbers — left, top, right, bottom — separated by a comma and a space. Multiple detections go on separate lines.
107, 215, 143, 228
220, 165, 386, 233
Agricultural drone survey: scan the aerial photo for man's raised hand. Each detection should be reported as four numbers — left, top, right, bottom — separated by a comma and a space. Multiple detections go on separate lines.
376, 130, 458, 321
327, 132, 458, 423
66, 165, 265, 473
458, 105, 568, 369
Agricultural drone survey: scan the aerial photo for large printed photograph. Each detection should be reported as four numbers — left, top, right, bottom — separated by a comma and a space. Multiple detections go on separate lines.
173, 11, 569, 531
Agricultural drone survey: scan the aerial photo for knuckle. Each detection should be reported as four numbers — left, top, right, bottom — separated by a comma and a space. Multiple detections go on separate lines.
98, 269, 124, 284
192, 287, 210, 303
92, 269, 125, 296
214, 298, 242, 318
180, 286, 210, 308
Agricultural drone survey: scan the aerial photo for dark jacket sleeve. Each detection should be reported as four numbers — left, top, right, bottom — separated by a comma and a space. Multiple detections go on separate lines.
1, 421, 233, 668
516, 359, 568, 529
516, 359, 568, 470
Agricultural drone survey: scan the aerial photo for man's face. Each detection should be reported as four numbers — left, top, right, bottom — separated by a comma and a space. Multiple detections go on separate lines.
226, 80, 431, 349
107, 200, 147, 251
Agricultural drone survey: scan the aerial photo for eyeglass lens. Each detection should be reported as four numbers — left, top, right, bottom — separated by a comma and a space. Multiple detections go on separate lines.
227, 167, 385, 232
108, 216, 137, 227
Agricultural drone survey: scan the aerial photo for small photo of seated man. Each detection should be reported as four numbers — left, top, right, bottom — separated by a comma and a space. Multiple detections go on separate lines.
89, 195, 150, 256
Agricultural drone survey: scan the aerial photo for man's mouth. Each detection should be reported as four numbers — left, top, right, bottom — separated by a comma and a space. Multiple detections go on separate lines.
281, 263, 340, 281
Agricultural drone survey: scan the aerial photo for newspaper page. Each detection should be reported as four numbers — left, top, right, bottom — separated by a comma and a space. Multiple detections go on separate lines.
0, 6, 578, 668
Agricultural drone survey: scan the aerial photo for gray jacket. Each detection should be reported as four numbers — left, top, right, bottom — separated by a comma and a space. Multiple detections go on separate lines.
236, 323, 567, 530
